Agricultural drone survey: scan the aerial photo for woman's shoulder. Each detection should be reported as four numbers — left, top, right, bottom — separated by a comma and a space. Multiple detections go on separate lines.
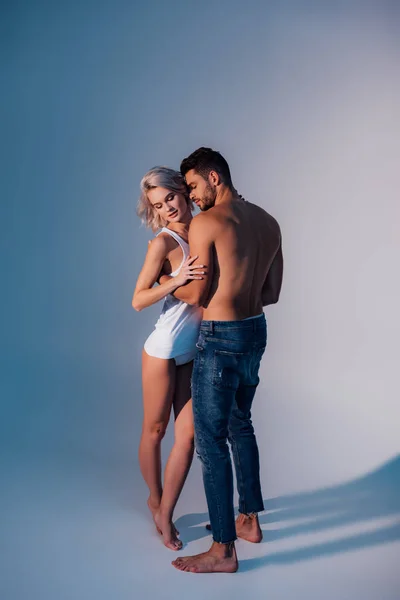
147, 230, 176, 254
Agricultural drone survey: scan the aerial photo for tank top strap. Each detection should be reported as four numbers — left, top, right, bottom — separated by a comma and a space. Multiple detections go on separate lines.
157, 227, 189, 275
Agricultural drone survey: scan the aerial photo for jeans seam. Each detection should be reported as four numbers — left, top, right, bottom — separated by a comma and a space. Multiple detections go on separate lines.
230, 431, 246, 514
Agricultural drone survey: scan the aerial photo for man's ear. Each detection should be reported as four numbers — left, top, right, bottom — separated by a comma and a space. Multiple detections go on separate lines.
208, 170, 221, 186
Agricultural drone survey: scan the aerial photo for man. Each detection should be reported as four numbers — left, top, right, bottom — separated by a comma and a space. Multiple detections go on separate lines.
160, 147, 283, 573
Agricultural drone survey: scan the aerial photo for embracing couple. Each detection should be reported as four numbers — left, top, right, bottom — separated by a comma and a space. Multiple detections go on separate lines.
132, 147, 283, 573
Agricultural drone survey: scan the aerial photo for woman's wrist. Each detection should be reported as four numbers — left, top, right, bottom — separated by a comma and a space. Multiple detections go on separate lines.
160, 274, 180, 293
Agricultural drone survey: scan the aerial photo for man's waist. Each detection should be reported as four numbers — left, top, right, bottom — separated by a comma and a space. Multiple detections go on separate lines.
201, 305, 264, 321
200, 313, 266, 333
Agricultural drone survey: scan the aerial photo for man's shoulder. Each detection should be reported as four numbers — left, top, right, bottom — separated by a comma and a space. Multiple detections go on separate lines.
190, 210, 220, 231
245, 200, 274, 219
246, 201, 280, 232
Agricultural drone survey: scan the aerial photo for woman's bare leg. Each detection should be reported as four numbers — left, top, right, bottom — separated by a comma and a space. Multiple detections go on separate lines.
139, 350, 175, 531
155, 360, 195, 550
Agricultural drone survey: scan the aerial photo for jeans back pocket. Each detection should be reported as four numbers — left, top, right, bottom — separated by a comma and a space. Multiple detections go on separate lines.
212, 349, 249, 390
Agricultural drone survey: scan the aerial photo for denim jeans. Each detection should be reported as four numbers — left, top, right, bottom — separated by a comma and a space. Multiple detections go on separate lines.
191, 314, 267, 543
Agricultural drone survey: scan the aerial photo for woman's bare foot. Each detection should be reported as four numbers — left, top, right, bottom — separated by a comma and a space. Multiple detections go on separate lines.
172, 541, 238, 573
205, 513, 262, 543
147, 497, 162, 534
235, 513, 263, 543
154, 511, 183, 551
147, 497, 180, 543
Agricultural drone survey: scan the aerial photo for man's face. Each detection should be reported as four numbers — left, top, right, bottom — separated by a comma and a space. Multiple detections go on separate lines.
185, 169, 216, 211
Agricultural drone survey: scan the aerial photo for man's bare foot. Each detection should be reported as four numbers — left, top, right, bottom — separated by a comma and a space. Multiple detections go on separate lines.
205, 513, 263, 543
172, 541, 238, 573
235, 513, 263, 543
154, 511, 183, 551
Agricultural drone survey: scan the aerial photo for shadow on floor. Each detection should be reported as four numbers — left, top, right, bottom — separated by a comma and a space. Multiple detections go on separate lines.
175, 455, 400, 569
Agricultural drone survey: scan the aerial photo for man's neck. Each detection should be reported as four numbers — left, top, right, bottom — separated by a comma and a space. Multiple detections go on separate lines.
214, 185, 238, 206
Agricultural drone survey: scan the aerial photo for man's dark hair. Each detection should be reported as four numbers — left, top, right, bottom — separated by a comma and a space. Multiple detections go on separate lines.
180, 147, 233, 189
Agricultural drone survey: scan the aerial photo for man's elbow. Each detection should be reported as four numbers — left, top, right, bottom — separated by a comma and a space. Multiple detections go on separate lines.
262, 290, 280, 306
271, 290, 281, 304
184, 290, 204, 307
185, 296, 202, 307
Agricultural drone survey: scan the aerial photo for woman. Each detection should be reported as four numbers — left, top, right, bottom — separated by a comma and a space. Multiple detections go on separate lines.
132, 167, 204, 551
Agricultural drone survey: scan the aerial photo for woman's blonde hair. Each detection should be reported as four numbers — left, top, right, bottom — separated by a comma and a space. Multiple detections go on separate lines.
137, 166, 193, 232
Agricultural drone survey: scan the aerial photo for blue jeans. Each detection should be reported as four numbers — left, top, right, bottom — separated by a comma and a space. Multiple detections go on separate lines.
192, 314, 267, 543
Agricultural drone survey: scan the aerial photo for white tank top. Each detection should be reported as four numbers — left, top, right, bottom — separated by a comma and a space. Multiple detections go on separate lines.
149, 228, 202, 357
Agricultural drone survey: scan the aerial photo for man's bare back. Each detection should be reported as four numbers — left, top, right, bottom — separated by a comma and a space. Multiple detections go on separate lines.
198, 197, 282, 321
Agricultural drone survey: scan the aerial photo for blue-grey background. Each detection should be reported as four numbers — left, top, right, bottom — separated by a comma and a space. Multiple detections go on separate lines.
1, 1, 399, 599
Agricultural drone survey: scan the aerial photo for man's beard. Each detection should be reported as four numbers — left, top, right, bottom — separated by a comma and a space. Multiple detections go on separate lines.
200, 183, 216, 211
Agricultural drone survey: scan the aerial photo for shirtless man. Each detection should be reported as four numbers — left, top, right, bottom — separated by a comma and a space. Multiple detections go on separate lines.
160, 147, 283, 573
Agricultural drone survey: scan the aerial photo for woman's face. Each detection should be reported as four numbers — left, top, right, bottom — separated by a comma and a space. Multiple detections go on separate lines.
147, 187, 190, 224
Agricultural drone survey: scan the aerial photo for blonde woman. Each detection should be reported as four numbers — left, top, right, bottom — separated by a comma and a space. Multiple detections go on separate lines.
132, 167, 204, 551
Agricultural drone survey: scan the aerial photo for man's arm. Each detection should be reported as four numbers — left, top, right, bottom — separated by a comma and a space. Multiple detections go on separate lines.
159, 214, 213, 306
262, 240, 283, 306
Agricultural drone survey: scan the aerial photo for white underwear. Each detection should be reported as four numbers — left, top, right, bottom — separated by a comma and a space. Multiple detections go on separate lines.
174, 349, 197, 366
144, 346, 196, 366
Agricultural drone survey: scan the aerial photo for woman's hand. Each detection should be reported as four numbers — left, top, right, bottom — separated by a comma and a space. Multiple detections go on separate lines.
174, 255, 205, 287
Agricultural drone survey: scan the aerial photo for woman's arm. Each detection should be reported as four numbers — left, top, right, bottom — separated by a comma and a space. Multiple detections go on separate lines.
132, 236, 180, 311
132, 237, 205, 311
158, 214, 212, 306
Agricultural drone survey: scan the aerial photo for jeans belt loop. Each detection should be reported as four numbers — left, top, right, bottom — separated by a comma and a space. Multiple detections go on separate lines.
210, 321, 214, 334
